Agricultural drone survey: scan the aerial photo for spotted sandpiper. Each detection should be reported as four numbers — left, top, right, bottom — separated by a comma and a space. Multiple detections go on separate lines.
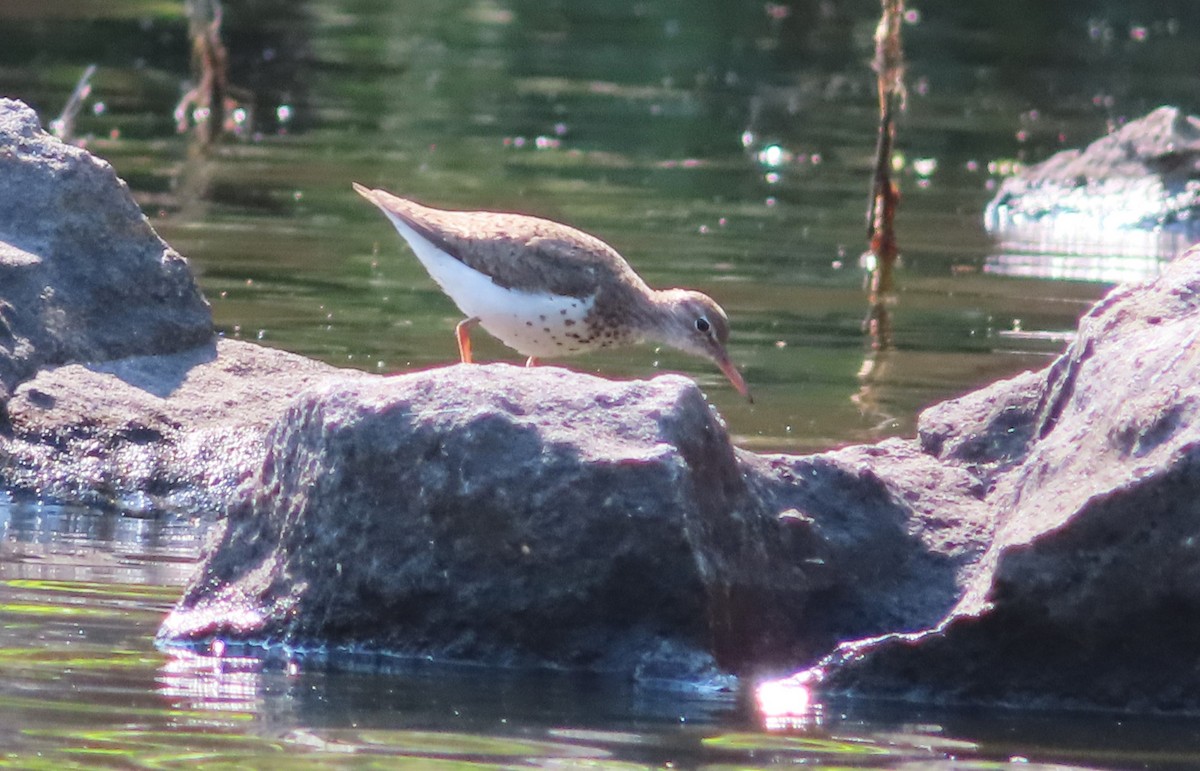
354, 183, 750, 400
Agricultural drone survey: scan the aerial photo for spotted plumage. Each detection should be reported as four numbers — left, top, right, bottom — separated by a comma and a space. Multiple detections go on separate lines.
354, 183, 750, 399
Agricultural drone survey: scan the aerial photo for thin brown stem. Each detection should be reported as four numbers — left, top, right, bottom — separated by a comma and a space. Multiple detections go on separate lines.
864, 0, 906, 348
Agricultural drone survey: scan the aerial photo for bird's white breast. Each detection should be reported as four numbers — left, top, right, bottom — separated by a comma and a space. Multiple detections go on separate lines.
382, 213, 597, 358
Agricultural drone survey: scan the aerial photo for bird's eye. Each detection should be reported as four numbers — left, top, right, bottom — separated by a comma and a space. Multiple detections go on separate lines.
695, 317, 711, 334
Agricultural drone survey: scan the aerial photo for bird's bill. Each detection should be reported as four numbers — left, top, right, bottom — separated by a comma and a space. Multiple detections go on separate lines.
714, 351, 752, 402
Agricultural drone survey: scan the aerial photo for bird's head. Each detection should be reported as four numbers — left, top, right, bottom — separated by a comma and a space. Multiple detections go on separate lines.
655, 289, 751, 401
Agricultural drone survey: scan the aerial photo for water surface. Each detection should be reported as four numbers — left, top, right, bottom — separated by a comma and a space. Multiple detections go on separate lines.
6, 499, 1200, 768
3, 0, 1200, 766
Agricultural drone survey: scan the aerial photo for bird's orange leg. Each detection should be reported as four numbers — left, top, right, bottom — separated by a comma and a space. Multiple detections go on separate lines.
456, 317, 480, 363
525, 356, 539, 367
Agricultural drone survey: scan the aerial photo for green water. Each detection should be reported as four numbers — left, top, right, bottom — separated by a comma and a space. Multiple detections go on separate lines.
0, 499, 909, 767
5, 0, 1149, 453
4, 0, 1200, 766
7, 500, 1200, 769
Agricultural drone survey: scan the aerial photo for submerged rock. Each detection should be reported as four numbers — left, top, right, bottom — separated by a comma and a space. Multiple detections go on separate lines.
0, 98, 212, 400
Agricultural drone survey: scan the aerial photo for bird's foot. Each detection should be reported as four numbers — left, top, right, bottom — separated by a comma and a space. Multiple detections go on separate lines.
456, 317, 480, 364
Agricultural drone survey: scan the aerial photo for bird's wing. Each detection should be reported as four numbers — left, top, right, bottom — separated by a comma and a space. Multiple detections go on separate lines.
356, 185, 637, 299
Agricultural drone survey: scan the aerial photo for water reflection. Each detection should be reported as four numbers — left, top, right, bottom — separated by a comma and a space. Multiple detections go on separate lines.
985, 220, 1197, 283
0, 498, 209, 586
158, 648, 264, 716
755, 673, 821, 731
852, 344, 900, 433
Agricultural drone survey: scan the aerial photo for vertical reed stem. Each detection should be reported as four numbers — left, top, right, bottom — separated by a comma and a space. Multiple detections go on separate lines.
865, 0, 906, 349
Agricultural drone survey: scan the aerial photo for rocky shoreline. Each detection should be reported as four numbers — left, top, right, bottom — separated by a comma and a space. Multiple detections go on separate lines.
5, 97, 1200, 712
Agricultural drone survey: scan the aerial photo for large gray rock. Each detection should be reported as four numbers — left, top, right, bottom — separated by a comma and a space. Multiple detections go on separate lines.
804, 250, 1200, 713
0, 98, 212, 400
157, 367, 815, 679
143, 344, 1002, 681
